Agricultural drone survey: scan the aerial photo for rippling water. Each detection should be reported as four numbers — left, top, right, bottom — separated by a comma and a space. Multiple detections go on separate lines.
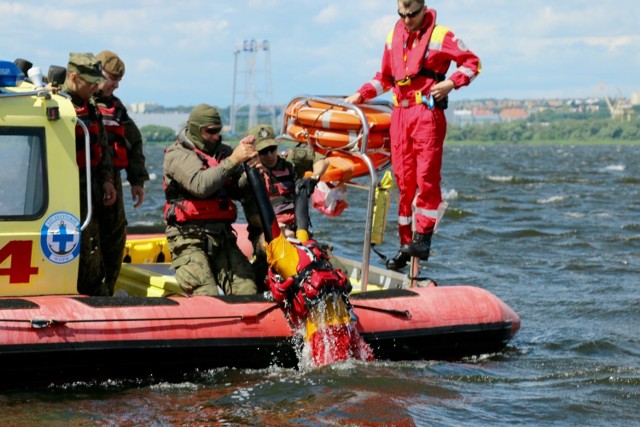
1, 144, 638, 426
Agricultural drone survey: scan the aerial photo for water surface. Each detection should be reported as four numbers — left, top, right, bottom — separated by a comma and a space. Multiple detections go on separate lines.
1, 144, 638, 426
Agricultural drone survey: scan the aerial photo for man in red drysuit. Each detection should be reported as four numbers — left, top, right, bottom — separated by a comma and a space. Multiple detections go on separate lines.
345, 0, 481, 270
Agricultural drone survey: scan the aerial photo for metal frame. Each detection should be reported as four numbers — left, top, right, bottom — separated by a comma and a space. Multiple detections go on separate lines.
279, 95, 393, 291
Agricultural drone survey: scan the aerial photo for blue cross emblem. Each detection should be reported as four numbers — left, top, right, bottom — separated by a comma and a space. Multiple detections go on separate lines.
51, 221, 76, 254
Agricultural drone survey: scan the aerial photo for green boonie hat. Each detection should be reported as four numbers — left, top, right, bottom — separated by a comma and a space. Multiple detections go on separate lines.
96, 50, 125, 79
249, 125, 278, 152
68, 52, 105, 84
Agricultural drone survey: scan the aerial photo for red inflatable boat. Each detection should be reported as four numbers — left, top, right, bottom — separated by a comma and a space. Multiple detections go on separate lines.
0, 80, 520, 388
0, 276, 519, 387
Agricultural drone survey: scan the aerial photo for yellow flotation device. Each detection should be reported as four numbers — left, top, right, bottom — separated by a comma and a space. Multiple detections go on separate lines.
265, 232, 303, 279
123, 235, 170, 264
371, 170, 394, 245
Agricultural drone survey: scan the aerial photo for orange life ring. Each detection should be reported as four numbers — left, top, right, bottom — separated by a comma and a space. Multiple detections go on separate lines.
285, 123, 390, 151
287, 100, 392, 131
320, 151, 391, 183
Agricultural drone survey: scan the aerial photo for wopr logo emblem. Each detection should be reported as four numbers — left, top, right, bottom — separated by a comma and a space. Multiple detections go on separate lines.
40, 212, 81, 264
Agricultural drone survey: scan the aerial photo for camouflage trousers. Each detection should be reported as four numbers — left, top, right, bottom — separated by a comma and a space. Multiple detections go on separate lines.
167, 223, 256, 296
77, 173, 109, 296
99, 171, 127, 295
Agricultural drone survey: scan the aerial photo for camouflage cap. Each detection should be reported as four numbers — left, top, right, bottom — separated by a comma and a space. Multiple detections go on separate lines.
96, 50, 125, 79
67, 52, 105, 84
249, 125, 278, 152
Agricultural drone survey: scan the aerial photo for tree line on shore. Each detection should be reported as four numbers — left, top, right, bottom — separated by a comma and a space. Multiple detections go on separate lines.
447, 115, 640, 143
140, 112, 640, 144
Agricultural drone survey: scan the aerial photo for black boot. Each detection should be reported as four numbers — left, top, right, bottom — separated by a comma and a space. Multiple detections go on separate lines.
386, 250, 410, 271
400, 232, 432, 260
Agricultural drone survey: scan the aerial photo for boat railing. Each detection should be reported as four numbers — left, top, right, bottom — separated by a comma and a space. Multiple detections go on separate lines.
76, 119, 93, 231
279, 95, 393, 291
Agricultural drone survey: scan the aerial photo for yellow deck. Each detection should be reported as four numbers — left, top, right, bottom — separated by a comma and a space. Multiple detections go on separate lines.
117, 235, 414, 297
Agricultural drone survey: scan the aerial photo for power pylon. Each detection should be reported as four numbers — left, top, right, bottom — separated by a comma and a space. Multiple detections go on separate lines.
230, 39, 276, 135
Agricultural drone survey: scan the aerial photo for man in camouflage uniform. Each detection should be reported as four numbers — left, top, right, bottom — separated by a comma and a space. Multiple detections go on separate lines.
285, 142, 328, 186
251, 124, 328, 238
249, 124, 329, 289
94, 50, 150, 295
61, 52, 116, 296
163, 104, 261, 296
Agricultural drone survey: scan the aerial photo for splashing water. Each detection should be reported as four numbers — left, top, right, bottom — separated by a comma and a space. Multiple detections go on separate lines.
296, 293, 374, 368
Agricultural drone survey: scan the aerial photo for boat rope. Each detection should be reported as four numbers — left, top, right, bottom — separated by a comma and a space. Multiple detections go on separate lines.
306, 102, 362, 152
308, 102, 334, 132
370, 244, 388, 262
350, 303, 411, 319
0, 304, 282, 329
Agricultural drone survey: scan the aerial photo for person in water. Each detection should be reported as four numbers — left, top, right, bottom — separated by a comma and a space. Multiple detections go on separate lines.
62, 52, 117, 296
345, 0, 481, 270
249, 124, 329, 289
93, 50, 150, 295
163, 104, 262, 296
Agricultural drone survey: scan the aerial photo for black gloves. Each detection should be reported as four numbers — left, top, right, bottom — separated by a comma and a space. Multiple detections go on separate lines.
296, 177, 318, 195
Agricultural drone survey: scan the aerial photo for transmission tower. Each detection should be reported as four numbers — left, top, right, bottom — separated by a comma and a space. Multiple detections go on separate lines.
230, 39, 276, 135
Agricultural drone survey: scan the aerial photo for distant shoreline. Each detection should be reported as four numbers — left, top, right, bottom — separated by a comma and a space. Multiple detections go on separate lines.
132, 111, 640, 145
447, 139, 640, 145
143, 139, 640, 146
130, 112, 189, 132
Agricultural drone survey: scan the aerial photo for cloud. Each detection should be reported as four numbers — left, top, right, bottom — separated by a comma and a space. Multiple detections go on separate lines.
2, 0, 638, 106
583, 35, 640, 52
135, 58, 157, 73
0, 2, 26, 14
170, 18, 230, 50
314, 6, 339, 24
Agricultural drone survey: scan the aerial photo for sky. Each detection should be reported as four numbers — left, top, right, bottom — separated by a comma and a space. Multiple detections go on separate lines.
3, 0, 639, 108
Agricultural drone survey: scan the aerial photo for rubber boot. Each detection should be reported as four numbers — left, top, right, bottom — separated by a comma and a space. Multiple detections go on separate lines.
400, 232, 432, 261
386, 250, 410, 271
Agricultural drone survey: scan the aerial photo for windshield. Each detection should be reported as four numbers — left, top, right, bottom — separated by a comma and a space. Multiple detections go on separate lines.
0, 127, 47, 219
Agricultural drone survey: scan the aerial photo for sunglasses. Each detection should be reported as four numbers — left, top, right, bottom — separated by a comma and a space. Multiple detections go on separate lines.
398, 8, 422, 19
203, 127, 222, 135
78, 76, 99, 89
258, 146, 277, 155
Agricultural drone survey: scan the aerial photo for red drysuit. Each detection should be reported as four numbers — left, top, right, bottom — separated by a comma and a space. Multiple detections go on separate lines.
354, 7, 481, 245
